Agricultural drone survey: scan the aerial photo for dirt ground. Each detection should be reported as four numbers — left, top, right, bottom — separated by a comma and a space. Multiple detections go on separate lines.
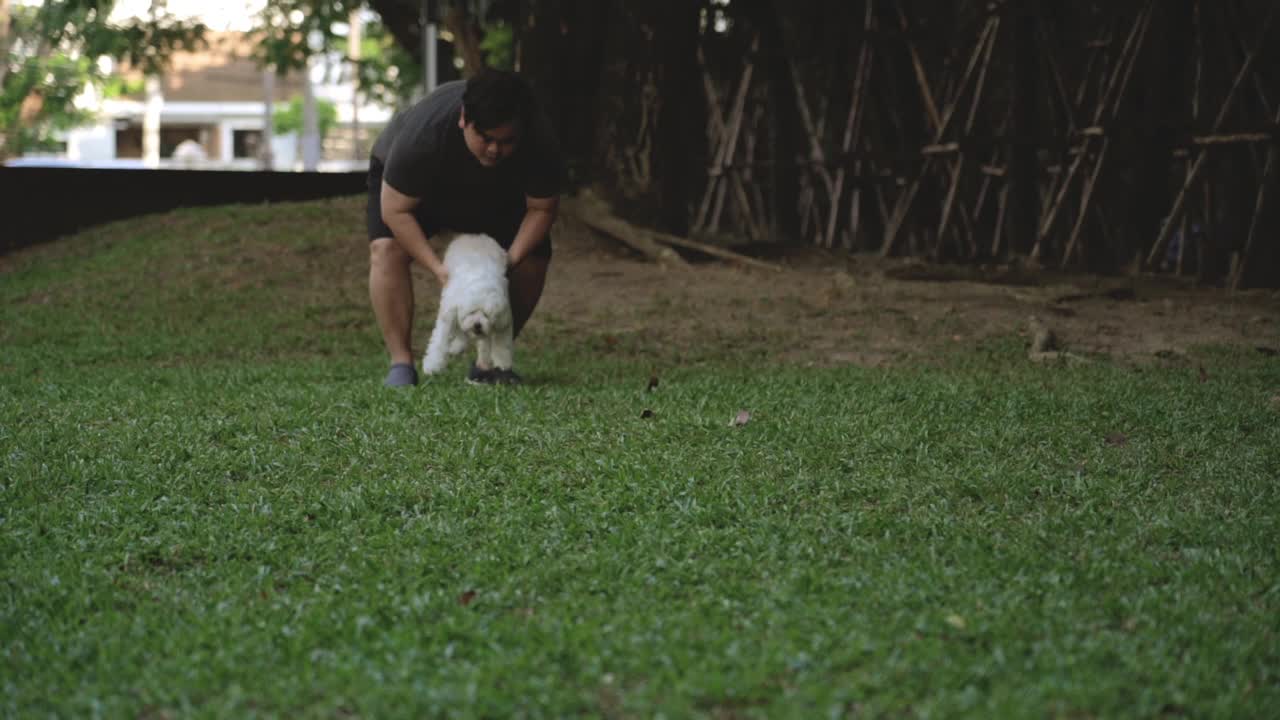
533, 213, 1280, 368
4, 195, 1276, 369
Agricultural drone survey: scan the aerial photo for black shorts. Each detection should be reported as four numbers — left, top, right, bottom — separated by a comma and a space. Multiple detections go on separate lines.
366, 157, 552, 260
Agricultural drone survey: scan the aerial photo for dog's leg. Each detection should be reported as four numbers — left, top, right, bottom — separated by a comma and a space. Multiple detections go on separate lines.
489, 319, 514, 371
475, 335, 493, 370
421, 305, 456, 375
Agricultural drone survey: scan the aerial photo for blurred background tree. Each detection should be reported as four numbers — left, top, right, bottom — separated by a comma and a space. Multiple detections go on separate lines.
0, 0, 206, 159
273, 93, 339, 138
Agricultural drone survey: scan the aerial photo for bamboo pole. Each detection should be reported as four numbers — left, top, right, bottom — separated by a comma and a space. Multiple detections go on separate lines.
1045, 1, 1152, 264
823, 0, 876, 248
880, 16, 999, 256
1191, 132, 1274, 145
937, 16, 999, 251
693, 48, 726, 234
895, 3, 942, 134
1146, 3, 1277, 267
1230, 106, 1280, 289
991, 184, 1010, 257
1061, 137, 1110, 265
694, 37, 758, 236
1037, 2, 1152, 249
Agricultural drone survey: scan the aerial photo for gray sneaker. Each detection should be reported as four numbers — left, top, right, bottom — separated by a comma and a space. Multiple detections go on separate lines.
383, 363, 418, 387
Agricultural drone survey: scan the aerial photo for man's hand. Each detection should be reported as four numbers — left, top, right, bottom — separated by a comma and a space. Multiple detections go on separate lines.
505, 195, 558, 269
431, 263, 450, 286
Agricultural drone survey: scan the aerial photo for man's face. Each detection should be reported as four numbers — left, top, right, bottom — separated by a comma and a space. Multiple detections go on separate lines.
459, 110, 520, 167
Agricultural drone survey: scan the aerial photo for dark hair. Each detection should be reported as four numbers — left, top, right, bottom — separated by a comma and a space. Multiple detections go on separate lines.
462, 70, 535, 131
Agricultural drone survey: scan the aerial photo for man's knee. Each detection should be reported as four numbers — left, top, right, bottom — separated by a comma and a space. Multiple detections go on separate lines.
370, 236, 410, 270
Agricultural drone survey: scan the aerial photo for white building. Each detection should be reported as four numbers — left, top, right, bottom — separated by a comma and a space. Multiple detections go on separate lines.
37, 1, 392, 171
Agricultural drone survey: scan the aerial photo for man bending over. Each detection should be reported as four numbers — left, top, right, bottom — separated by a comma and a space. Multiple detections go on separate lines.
366, 70, 563, 386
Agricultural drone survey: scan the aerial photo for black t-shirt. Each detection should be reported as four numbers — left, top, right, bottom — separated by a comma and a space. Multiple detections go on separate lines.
371, 81, 563, 235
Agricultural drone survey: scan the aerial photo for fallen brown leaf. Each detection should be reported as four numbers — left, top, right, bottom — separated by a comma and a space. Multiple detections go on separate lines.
458, 590, 477, 607
1105, 432, 1128, 447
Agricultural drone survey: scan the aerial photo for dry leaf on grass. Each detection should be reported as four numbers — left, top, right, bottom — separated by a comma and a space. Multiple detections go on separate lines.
730, 410, 751, 427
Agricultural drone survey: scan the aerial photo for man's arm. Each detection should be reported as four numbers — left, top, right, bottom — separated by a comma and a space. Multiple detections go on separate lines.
381, 180, 448, 283
507, 194, 559, 266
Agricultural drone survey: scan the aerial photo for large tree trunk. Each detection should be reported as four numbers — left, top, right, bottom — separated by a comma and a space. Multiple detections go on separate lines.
443, 5, 485, 76
517, 0, 609, 187
652, 1, 703, 235
366, 0, 426, 62
1116, 0, 1192, 275
520, 0, 705, 236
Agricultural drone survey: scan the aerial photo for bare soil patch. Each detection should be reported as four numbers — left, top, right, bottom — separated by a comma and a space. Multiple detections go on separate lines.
532, 213, 1280, 367
5, 195, 1277, 368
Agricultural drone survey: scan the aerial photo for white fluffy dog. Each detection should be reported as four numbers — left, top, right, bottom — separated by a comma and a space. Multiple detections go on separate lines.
421, 233, 514, 378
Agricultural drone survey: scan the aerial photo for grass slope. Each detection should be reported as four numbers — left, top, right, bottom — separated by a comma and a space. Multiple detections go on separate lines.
2, 199, 1278, 718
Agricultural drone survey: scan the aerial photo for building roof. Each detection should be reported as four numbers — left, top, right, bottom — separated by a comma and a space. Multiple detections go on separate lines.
121, 32, 308, 103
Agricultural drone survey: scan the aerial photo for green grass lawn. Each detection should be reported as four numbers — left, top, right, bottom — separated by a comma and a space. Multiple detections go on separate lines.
2, 200, 1278, 718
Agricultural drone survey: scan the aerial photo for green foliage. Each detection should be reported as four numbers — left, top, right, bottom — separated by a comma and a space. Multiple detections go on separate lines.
479, 22, 515, 71
272, 94, 340, 138
2, 199, 1279, 716
254, 0, 361, 73
350, 21, 423, 110
255, 3, 420, 111
99, 74, 147, 99
0, 0, 205, 159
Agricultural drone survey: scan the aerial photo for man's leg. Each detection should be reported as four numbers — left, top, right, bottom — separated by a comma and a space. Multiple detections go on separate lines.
508, 254, 549, 339
369, 236, 415, 367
